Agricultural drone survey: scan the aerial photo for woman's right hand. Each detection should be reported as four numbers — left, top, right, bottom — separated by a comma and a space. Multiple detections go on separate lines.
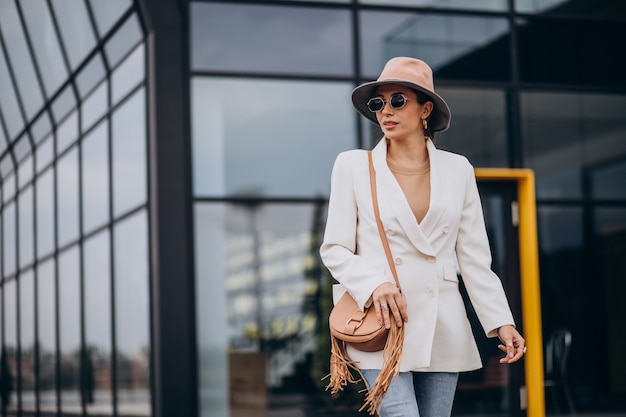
372, 282, 408, 329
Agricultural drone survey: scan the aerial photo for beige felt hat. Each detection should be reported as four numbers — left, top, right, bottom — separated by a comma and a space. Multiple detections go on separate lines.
351, 57, 451, 132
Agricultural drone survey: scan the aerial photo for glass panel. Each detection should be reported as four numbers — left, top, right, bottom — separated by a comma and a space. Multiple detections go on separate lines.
195, 201, 325, 416
18, 186, 34, 269
111, 43, 144, 105
20, 0, 68, 97
13, 133, 31, 162
57, 146, 79, 247
104, 14, 142, 69
0, 39, 25, 139
37, 258, 57, 413
82, 121, 109, 234
0, 0, 44, 119
3, 279, 18, 411
88, 0, 132, 38
191, 3, 352, 76
591, 159, 626, 200
36, 168, 55, 258
18, 155, 33, 189
594, 207, 626, 409
191, 77, 355, 197
76, 53, 106, 99
112, 88, 146, 217
360, 0, 507, 11
2, 172, 15, 202
3, 202, 16, 276
517, 18, 626, 87
51, 85, 77, 123
51, 0, 96, 70
58, 245, 81, 413
521, 92, 626, 199
359, 11, 510, 81
36, 135, 53, 173
31, 111, 52, 144
20, 269, 36, 410
84, 231, 113, 413
82, 80, 108, 133
56, 110, 79, 155
516, 0, 626, 18
114, 210, 151, 415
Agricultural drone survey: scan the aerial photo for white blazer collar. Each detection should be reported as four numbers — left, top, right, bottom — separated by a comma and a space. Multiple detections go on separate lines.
371, 138, 446, 256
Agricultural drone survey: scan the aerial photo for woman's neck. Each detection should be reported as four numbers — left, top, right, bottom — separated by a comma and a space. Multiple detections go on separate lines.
386, 136, 429, 166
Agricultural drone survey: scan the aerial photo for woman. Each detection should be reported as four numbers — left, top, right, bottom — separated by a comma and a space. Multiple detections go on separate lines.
319, 57, 526, 417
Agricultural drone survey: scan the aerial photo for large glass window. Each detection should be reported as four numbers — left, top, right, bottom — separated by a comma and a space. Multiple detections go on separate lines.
19, 269, 36, 411
57, 146, 79, 248
37, 259, 57, 413
191, 3, 352, 76
521, 92, 626, 199
191, 78, 355, 197
81, 121, 110, 234
195, 201, 325, 416
359, 11, 510, 81
3, 279, 18, 412
114, 210, 151, 415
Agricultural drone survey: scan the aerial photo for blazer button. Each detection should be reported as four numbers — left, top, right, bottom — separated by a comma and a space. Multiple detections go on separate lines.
394, 257, 402, 265
427, 256, 436, 263
387, 228, 396, 235
427, 288, 436, 296
442, 225, 450, 234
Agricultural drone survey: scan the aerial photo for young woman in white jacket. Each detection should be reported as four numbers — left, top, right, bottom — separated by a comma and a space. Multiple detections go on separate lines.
319, 57, 526, 417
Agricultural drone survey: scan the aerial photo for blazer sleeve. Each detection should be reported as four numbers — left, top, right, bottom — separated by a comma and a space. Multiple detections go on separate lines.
319, 152, 393, 311
455, 160, 516, 338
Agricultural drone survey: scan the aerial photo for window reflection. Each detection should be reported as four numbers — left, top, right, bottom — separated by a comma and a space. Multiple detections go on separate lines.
37, 258, 57, 413
3, 202, 16, 276
18, 186, 34, 269
76, 54, 106, 99
51, 85, 77, 125
88, 0, 132, 38
20, 0, 68, 97
84, 231, 113, 413
191, 2, 352, 75
58, 246, 81, 413
51, 0, 96, 70
591, 159, 626, 200
111, 43, 145, 105
360, 0, 507, 11
36, 168, 55, 258
0, 44, 24, 139
17, 155, 33, 189
359, 11, 510, 81
114, 210, 151, 416
36, 135, 53, 173
19, 269, 36, 411
82, 122, 110, 234
191, 77, 355, 197
56, 111, 79, 154
3, 279, 18, 411
105, 14, 143, 69
521, 92, 626, 199
195, 201, 325, 416
82, 81, 109, 133
31, 112, 52, 144
112, 88, 147, 217
57, 146, 79, 248
0, 0, 44, 119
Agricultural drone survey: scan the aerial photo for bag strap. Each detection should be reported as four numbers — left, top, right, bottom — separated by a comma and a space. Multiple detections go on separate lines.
368, 151, 401, 289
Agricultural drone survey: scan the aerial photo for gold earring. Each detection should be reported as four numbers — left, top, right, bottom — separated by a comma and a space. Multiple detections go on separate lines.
422, 119, 428, 130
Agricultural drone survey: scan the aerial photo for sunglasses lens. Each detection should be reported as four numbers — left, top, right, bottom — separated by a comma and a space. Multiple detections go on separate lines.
390, 94, 406, 109
367, 98, 384, 112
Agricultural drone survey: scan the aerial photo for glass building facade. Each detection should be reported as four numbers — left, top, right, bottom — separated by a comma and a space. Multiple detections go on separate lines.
1, 0, 625, 416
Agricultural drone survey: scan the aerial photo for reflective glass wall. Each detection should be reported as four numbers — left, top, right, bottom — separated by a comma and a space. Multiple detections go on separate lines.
191, 1, 626, 416
0, 1, 151, 415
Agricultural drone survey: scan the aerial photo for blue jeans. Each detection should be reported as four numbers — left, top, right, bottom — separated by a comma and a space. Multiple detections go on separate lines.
361, 370, 459, 417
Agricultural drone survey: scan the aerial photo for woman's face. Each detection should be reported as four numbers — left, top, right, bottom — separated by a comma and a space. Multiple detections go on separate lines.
372, 85, 432, 140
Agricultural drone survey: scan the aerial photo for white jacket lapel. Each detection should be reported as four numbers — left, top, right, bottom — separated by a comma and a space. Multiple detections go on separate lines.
371, 139, 436, 257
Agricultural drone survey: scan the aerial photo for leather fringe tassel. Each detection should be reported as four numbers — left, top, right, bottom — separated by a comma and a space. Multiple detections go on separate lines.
359, 324, 405, 415
323, 324, 405, 416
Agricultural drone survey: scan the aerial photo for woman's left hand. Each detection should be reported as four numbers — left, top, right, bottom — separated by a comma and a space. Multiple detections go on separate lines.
496, 325, 526, 363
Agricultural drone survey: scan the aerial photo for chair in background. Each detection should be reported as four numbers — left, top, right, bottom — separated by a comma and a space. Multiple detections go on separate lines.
544, 327, 576, 415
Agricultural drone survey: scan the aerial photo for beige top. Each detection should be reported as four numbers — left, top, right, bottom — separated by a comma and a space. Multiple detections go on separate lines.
386, 156, 431, 224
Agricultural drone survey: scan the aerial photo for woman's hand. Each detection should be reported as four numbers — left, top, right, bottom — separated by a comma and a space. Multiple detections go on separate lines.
496, 325, 526, 363
372, 282, 408, 329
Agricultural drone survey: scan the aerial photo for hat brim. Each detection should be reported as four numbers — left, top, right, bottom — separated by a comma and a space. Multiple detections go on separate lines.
351, 80, 451, 132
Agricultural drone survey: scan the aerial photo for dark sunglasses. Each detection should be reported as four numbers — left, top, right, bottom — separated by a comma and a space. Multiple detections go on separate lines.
367, 94, 424, 112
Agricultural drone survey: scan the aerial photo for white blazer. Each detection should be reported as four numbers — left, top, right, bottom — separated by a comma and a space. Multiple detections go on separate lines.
319, 138, 515, 372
